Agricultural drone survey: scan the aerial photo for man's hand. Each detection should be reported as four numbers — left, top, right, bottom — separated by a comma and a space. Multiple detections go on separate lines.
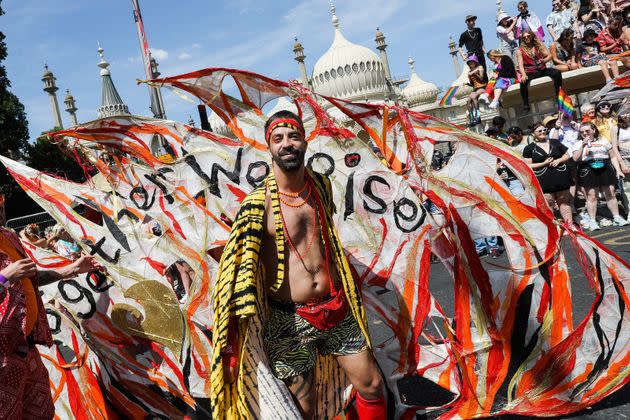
0, 258, 36, 284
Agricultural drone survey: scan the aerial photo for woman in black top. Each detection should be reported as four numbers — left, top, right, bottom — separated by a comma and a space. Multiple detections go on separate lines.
522, 121, 574, 225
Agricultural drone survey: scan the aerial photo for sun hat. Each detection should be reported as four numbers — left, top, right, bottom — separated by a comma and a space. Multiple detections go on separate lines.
465, 14, 477, 22
543, 115, 558, 127
487, 49, 505, 58
497, 12, 510, 23
467, 54, 479, 64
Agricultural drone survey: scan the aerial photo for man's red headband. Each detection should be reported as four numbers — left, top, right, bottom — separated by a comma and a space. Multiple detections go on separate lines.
265, 118, 305, 142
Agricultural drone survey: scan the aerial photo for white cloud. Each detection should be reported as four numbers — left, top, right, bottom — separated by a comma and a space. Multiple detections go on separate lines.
191, 43, 201, 49
149, 48, 169, 61
178, 52, 192, 60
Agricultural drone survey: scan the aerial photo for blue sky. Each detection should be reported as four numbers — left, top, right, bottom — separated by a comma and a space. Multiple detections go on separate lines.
2, 0, 552, 140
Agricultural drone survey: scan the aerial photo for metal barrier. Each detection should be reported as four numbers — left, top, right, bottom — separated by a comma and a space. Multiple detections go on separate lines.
6, 211, 59, 232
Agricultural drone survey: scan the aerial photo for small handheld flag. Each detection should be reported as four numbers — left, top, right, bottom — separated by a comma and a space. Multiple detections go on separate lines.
558, 88, 574, 117
439, 86, 459, 106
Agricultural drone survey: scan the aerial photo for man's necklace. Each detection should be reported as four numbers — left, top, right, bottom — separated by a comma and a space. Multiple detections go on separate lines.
278, 185, 321, 274
467, 29, 478, 38
279, 184, 312, 208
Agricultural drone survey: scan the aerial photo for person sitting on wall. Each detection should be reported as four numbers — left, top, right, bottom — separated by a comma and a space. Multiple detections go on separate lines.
551, 28, 582, 71
578, 28, 620, 81
516, 30, 563, 112
465, 54, 488, 127
478, 49, 518, 110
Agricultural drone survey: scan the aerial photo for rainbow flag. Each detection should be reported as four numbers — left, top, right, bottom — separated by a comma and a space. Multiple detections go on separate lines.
439, 86, 459, 106
557, 88, 574, 117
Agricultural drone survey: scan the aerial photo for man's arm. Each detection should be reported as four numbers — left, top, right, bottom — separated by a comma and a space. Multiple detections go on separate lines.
38, 254, 101, 285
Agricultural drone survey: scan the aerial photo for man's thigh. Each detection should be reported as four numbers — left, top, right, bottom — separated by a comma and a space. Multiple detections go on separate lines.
335, 349, 381, 392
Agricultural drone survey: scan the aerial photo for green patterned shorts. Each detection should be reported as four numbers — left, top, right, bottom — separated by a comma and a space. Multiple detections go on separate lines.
264, 301, 368, 380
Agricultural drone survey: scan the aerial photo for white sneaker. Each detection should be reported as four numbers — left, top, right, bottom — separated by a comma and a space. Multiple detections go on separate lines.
613, 215, 630, 226
586, 220, 600, 231
489, 100, 500, 110
478, 93, 490, 104
600, 218, 613, 227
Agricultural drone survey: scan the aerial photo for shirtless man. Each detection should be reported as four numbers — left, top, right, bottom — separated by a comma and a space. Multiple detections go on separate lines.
211, 110, 386, 419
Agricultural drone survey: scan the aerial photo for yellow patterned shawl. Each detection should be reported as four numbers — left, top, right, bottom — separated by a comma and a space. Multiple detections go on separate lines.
210, 169, 371, 419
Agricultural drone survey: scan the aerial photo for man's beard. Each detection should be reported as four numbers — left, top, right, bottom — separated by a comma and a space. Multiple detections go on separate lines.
272, 148, 305, 172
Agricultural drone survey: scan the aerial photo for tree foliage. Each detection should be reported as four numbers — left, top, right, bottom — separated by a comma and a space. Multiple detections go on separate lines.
0, 1, 41, 218
26, 130, 88, 183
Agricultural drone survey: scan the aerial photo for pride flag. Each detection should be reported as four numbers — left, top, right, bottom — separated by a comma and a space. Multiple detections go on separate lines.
439, 86, 459, 106
557, 88, 574, 118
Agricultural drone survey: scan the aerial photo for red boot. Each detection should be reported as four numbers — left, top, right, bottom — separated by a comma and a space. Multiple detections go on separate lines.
354, 392, 387, 420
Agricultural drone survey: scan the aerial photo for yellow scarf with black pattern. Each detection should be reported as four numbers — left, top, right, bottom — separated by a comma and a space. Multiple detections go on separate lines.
210, 168, 371, 419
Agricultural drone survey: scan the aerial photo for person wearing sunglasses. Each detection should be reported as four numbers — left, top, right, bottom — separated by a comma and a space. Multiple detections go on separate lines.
572, 122, 629, 230
522, 121, 575, 226
517, 30, 563, 112
594, 100, 617, 142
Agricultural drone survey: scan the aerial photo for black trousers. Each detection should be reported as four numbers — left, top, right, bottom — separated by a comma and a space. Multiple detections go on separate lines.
519, 68, 562, 107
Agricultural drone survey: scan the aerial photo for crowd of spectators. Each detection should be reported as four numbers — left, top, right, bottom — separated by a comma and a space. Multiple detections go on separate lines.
488, 103, 630, 234
19, 223, 82, 259
454, 2, 630, 237
460, 0, 630, 124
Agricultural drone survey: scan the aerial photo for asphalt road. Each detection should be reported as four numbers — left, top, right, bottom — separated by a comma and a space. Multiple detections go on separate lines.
379, 225, 630, 419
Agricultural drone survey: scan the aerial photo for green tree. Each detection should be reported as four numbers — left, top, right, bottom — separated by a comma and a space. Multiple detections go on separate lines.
0, 1, 40, 219
27, 130, 88, 183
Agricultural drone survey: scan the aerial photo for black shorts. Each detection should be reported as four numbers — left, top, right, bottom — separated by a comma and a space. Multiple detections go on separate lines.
577, 161, 617, 189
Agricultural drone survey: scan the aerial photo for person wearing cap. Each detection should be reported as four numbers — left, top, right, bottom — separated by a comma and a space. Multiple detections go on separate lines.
465, 54, 488, 127
459, 14, 487, 70
496, 12, 519, 60
515, 1, 545, 42
478, 49, 517, 110
547, 0, 578, 42
578, 29, 619, 82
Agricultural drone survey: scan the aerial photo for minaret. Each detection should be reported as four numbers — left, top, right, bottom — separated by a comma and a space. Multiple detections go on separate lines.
375, 28, 393, 81
41, 65, 63, 128
497, 0, 503, 18
448, 37, 462, 78
293, 37, 310, 88
96, 44, 130, 118
63, 89, 78, 126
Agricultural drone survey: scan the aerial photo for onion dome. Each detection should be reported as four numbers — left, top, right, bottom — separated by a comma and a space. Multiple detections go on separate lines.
266, 97, 298, 116
208, 112, 232, 137
311, 3, 387, 101
402, 57, 439, 107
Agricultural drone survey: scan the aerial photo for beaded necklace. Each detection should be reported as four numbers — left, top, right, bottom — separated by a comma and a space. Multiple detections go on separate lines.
279, 183, 313, 208
277, 177, 332, 278
278, 181, 308, 198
